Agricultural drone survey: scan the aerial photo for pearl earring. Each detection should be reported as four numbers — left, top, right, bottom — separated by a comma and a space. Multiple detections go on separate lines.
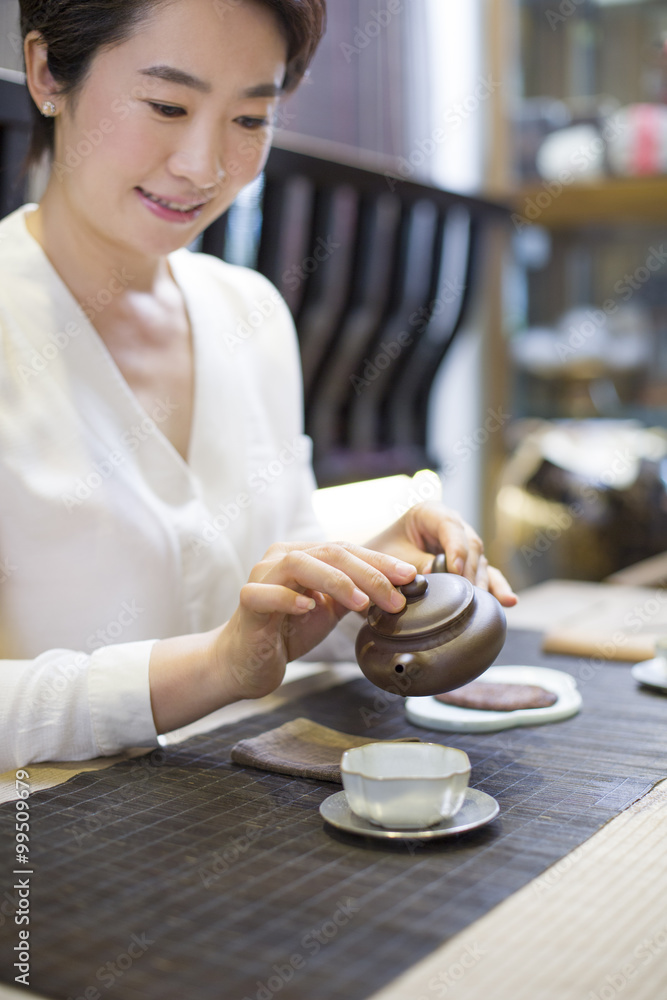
41, 100, 57, 117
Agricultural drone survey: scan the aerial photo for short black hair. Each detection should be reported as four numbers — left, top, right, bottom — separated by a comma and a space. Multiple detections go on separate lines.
20, 0, 327, 167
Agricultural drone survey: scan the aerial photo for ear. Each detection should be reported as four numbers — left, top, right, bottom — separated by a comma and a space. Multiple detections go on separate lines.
24, 30, 60, 115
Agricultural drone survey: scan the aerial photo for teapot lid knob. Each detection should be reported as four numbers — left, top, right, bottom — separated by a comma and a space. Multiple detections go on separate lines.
400, 575, 428, 601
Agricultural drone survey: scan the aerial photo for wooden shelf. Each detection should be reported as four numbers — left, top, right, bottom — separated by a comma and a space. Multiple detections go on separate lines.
513, 176, 667, 228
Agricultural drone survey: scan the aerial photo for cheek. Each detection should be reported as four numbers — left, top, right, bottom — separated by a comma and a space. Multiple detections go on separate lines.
100, 119, 162, 174
227, 132, 272, 181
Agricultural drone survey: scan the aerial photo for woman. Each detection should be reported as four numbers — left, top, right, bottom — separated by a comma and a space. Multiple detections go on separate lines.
0, 0, 516, 771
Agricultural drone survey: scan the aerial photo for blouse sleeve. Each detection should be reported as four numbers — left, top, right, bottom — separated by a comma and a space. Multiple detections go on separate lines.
0, 640, 159, 772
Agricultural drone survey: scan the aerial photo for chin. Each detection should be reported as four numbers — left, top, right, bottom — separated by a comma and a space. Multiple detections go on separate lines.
128, 219, 201, 258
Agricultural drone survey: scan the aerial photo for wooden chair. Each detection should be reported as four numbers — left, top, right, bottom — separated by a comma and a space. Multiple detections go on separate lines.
0, 75, 509, 486
0, 73, 31, 219
204, 140, 508, 485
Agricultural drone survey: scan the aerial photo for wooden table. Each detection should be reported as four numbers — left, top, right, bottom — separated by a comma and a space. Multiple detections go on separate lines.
1, 601, 666, 1000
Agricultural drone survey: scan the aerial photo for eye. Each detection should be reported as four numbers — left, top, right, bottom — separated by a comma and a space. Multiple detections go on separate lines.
235, 116, 271, 131
148, 102, 186, 118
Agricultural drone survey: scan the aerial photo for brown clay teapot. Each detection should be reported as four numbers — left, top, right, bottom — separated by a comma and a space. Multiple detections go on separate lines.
355, 555, 507, 697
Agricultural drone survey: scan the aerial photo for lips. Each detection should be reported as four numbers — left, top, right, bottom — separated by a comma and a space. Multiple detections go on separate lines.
137, 187, 207, 213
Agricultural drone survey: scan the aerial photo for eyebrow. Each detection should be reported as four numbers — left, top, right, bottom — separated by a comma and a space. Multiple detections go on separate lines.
138, 65, 282, 98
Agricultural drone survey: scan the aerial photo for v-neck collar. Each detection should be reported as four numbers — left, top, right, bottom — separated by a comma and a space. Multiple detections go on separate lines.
17, 205, 202, 481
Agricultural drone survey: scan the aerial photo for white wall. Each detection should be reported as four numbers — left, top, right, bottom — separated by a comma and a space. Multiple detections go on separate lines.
422, 0, 484, 194
421, 0, 488, 534
0, 1, 21, 74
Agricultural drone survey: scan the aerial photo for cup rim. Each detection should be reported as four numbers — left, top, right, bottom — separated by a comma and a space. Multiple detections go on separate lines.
340, 742, 470, 781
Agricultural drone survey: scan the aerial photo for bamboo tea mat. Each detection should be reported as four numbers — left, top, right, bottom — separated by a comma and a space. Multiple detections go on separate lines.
369, 778, 667, 1000
1, 630, 666, 1000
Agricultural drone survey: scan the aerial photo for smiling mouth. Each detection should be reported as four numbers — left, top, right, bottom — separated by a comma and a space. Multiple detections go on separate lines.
137, 187, 208, 213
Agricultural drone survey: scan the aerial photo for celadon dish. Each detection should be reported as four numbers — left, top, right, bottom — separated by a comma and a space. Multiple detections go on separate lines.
340, 742, 470, 829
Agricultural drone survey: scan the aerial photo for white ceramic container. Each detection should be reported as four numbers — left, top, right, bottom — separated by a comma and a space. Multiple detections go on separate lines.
340, 742, 470, 830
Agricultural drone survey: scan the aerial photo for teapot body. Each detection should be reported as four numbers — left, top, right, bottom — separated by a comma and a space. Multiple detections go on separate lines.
355, 573, 507, 697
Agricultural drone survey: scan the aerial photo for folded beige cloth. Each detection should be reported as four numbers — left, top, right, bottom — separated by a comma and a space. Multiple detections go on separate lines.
231, 718, 420, 783
542, 628, 663, 662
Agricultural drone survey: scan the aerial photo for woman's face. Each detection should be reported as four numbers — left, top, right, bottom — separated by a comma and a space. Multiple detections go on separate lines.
50, 0, 287, 258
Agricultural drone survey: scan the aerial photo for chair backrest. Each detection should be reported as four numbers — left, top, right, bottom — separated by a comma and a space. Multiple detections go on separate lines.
0, 73, 31, 219
203, 139, 508, 486
0, 76, 509, 486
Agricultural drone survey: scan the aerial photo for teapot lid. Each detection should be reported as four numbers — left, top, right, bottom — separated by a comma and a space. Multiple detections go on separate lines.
367, 573, 475, 639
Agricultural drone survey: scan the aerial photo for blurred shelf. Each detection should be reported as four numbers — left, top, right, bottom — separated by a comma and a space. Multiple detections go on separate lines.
514, 176, 667, 228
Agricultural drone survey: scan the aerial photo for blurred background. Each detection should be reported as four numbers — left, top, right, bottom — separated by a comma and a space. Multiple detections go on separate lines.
2, 0, 666, 591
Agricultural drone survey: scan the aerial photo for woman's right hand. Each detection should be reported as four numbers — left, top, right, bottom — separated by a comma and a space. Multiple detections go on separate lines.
213, 541, 418, 702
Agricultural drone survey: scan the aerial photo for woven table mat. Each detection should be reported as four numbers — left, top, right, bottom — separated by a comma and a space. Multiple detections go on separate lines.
368, 779, 667, 1000
1, 630, 666, 1000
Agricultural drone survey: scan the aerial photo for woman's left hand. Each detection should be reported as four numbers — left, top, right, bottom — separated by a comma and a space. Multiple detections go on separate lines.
365, 501, 518, 608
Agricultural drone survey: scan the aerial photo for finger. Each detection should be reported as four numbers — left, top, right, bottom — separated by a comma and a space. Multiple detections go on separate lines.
405, 503, 471, 576
263, 547, 412, 613
434, 517, 469, 578
474, 554, 490, 592
268, 541, 417, 586
487, 566, 518, 607
460, 528, 484, 584
240, 582, 316, 619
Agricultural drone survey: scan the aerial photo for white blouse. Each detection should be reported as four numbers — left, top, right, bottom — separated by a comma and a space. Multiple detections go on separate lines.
0, 204, 330, 771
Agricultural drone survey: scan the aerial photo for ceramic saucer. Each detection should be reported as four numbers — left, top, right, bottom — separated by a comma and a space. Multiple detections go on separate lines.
631, 657, 667, 692
319, 787, 499, 841
405, 665, 582, 734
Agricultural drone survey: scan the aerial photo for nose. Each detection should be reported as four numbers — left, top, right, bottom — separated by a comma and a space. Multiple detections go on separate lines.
168, 131, 226, 194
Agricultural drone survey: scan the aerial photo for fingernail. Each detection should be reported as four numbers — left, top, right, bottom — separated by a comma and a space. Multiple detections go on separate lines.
296, 596, 316, 610
390, 590, 406, 610
453, 558, 464, 574
395, 560, 416, 575
352, 589, 369, 609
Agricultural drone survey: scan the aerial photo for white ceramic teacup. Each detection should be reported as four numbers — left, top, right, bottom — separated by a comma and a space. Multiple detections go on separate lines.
340, 742, 470, 829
